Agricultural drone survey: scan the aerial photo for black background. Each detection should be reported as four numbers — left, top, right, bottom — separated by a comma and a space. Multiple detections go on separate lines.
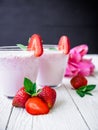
0, 0, 97, 53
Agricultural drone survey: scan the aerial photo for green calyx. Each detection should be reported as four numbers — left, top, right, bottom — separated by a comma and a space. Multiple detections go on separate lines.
76, 84, 96, 97
24, 77, 41, 96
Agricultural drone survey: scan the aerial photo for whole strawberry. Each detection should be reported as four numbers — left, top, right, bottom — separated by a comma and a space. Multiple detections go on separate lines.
38, 86, 56, 109
70, 75, 88, 89
12, 87, 31, 108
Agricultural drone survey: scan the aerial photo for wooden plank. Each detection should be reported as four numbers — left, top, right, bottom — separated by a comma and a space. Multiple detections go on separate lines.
0, 95, 12, 130
63, 75, 98, 130
32, 85, 89, 130
7, 107, 33, 130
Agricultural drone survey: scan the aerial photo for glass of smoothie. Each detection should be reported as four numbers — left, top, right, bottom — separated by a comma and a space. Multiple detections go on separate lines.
36, 44, 69, 88
0, 46, 39, 97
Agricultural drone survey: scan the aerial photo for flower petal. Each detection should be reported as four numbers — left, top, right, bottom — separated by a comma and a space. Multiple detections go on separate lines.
64, 44, 95, 77
78, 59, 95, 76
70, 44, 88, 57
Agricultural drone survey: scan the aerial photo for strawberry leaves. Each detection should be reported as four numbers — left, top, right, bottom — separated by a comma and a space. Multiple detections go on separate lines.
24, 77, 37, 96
76, 84, 96, 97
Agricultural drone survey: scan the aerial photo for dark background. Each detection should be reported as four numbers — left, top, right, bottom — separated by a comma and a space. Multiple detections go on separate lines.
0, 0, 97, 53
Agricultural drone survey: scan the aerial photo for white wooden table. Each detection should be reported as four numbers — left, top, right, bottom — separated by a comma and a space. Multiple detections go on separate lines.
0, 54, 98, 130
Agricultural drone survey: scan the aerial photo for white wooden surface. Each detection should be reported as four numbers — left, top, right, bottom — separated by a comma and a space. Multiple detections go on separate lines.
0, 54, 98, 130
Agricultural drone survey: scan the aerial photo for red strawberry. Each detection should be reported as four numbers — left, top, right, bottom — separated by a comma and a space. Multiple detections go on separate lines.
58, 35, 70, 54
27, 34, 43, 57
12, 87, 31, 108
70, 75, 88, 89
25, 97, 49, 115
38, 86, 56, 109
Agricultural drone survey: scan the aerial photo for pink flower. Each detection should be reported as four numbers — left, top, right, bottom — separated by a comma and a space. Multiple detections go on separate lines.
65, 44, 95, 77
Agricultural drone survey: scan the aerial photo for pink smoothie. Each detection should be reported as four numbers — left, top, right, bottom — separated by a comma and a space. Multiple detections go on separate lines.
0, 46, 38, 97
37, 45, 68, 87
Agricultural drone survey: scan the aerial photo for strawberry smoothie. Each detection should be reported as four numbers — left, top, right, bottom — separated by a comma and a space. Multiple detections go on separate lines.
36, 45, 68, 87
0, 46, 39, 97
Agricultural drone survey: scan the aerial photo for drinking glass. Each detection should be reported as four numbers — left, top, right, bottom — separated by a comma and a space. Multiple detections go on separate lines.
36, 44, 68, 88
0, 46, 39, 97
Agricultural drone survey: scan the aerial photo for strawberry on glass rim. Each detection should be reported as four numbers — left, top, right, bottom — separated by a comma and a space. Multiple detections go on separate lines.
58, 35, 70, 54
27, 34, 43, 57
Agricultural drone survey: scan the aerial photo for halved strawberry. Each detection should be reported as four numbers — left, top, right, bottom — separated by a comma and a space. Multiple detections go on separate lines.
27, 34, 43, 57
25, 97, 49, 115
58, 35, 70, 54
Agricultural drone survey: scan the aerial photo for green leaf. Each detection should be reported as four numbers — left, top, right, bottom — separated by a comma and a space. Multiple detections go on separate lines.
77, 86, 87, 92
76, 90, 85, 97
32, 83, 37, 93
77, 84, 96, 92
16, 44, 27, 51
85, 92, 93, 96
86, 85, 96, 91
76, 84, 96, 97
24, 77, 36, 95
49, 47, 57, 50
37, 89, 42, 93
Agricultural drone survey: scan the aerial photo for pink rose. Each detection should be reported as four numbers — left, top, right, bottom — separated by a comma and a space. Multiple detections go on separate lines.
65, 44, 95, 77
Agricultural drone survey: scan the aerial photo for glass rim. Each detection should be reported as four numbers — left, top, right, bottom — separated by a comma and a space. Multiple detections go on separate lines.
0, 46, 21, 51
0, 44, 58, 51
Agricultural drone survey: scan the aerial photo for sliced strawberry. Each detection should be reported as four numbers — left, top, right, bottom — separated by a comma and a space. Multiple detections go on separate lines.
25, 97, 49, 115
12, 87, 31, 108
27, 34, 43, 57
58, 35, 70, 54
